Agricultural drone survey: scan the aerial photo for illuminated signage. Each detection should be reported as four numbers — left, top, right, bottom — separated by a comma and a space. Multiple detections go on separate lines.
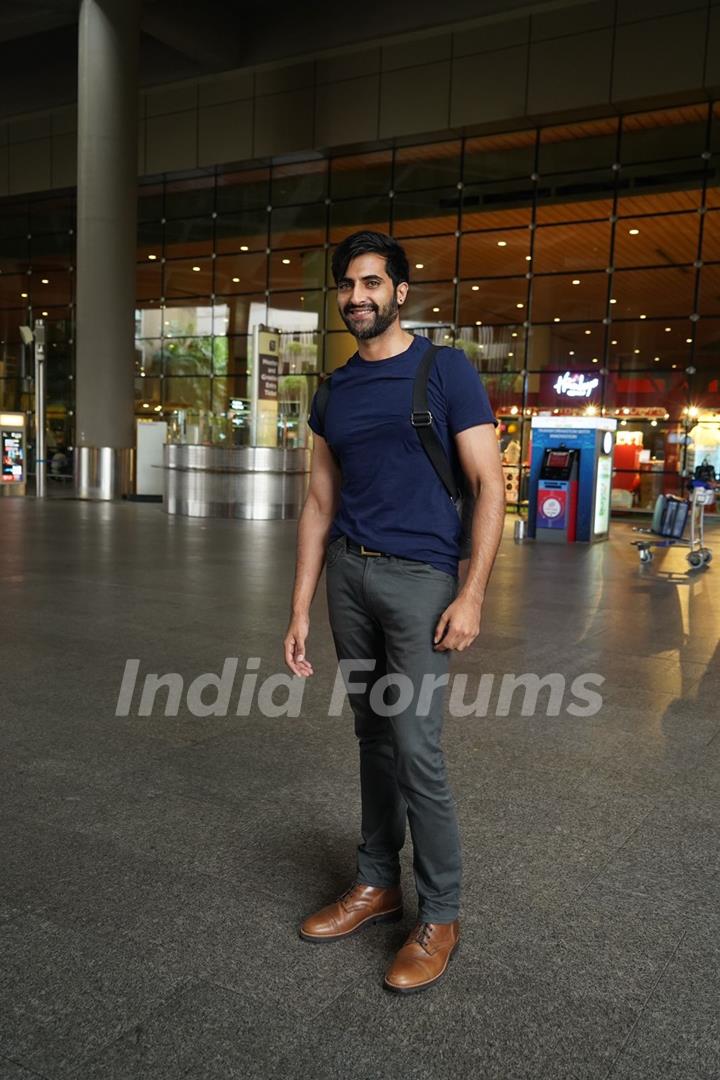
553, 371, 600, 399
1, 430, 24, 483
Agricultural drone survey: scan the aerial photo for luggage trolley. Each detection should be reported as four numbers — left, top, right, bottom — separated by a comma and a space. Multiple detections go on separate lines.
631, 480, 717, 567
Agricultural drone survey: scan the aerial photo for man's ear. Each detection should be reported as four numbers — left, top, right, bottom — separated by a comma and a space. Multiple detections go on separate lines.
396, 281, 409, 305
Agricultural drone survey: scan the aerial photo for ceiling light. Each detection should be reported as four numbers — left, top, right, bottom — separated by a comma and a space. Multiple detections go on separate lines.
282, 258, 291, 265
516, 303, 524, 309
142, 402, 149, 408
475, 320, 482, 326
569, 350, 575, 356
41, 310, 48, 316
592, 357, 598, 363
240, 245, 249, 252
640, 314, 646, 320
571, 279, 580, 285
628, 228, 640, 235
525, 255, 532, 261
634, 348, 640, 354
192, 265, 200, 271
584, 330, 591, 335
232, 276, 240, 283
622, 408, 630, 415
497, 241, 507, 247
553, 317, 560, 323
20, 292, 27, 298
650, 419, 657, 426
610, 298, 617, 304
472, 285, 480, 291
654, 356, 660, 362
686, 337, 692, 343
664, 327, 671, 332
41, 278, 49, 284
508, 351, 514, 356
432, 307, 440, 313
672, 363, 677, 368
611, 339, 618, 345
415, 262, 424, 269
148, 254, 157, 261
511, 332, 518, 337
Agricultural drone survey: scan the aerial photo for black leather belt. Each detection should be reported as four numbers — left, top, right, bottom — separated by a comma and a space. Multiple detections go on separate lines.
345, 537, 393, 558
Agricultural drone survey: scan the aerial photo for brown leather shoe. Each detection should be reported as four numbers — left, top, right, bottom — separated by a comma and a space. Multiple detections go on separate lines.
383, 920, 460, 993
299, 882, 403, 942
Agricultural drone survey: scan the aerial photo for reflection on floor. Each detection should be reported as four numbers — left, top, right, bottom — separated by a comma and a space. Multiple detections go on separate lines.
1, 499, 719, 1080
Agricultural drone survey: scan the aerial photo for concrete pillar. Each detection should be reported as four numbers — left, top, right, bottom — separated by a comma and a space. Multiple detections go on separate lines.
75, 0, 140, 499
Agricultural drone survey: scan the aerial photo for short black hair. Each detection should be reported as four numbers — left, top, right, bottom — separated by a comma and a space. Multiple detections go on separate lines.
331, 230, 410, 289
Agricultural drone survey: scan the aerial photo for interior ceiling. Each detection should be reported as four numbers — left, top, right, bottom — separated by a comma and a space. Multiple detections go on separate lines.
0, 0, 563, 121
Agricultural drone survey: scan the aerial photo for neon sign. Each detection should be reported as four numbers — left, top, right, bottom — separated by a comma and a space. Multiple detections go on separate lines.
553, 371, 600, 398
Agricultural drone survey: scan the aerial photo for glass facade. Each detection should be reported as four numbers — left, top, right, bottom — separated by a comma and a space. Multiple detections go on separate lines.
4, 102, 720, 507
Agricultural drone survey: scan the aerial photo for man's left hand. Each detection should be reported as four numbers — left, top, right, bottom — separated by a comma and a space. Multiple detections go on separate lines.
433, 595, 481, 652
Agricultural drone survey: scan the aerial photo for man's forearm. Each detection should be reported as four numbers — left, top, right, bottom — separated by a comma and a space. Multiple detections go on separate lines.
291, 501, 334, 616
457, 479, 505, 608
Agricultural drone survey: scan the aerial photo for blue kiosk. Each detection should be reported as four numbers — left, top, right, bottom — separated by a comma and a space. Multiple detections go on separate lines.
528, 416, 617, 543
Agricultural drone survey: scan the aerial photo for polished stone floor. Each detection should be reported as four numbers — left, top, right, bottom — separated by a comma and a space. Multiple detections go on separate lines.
1, 498, 719, 1080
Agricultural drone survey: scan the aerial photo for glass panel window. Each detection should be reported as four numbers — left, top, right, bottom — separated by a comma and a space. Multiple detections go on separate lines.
460, 229, 530, 278
401, 282, 455, 326
614, 213, 699, 268
0, 236, 30, 273
214, 295, 267, 334
538, 118, 618, 174
401, 235, 457, 282
29, 232, 73, 269
457, 278, 528, 325
164, 259, 213, 298
616, 164, 704, 215
163, 337, 213, 376
135, 376, 161, 409
611, 267, 695, 319
216, 168, 269, 213
325, 330, 357, 370
533, 221, 610, 273
162, 301, 214, 337
531, 271, 607, 323
330, 151, 392, 199
329, 196, 390, 243
0, 275, 31, 307
698, 264, 720, 314
269, 249, 325, 290
394, 141, 461, 191
164, 375, 212, 410
137, 222, 163, 261
608, 319, 692, 370
701, 210, 720, 262
164, 175, 215, 219
164, 216, 214, 259
135, 338, 163, 377
455, 325, 526, 372
270, 203, 326, 248
268, 291, 324, 332
464, 131, 535, 185
215, 252, 267, 294
215, 209, 268, 253
393, 188, 459, 236
214, 335, 249, 375
272, 160, 328, 206
136, 263, 162, 301
462, 181, 534, 231
620, 105, 709, 164
526, 322, 603, 370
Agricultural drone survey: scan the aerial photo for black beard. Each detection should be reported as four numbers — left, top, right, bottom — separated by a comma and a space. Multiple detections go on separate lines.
340, 293, 400, 340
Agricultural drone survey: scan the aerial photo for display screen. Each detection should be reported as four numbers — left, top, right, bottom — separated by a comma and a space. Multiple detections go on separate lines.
1, 430, 24, 483
594, 455, 612, 535
547, 450, 570, 468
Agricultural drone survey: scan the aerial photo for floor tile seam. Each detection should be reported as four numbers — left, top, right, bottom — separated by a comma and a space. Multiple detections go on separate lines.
561, 804, 660, 909
0, 1054, 51, 1080
0, 813, 276, 902
602, 926, 690, 1080
54, 973, 199, 1080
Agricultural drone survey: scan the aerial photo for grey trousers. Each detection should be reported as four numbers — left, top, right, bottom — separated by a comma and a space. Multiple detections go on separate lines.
325, 534, 462, 923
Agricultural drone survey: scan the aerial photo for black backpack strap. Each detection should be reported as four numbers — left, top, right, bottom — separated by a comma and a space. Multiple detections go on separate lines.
411, 342, 461, 501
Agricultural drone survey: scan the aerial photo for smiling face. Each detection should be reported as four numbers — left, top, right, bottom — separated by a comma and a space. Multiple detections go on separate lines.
336, 253, 409, 340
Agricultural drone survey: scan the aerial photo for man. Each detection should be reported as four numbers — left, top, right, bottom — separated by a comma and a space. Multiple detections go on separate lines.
283, 230, 505, 994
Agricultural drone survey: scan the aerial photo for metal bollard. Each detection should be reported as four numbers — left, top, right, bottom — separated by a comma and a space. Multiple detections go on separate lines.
514, 518, 526, 542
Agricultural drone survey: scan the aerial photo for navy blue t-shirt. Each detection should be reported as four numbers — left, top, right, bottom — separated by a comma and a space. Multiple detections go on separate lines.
308, 335, 496, 577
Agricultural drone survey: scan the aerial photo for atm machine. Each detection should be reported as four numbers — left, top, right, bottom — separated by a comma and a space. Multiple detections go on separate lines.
535, 446, 579, 542
528, 416, 616, 543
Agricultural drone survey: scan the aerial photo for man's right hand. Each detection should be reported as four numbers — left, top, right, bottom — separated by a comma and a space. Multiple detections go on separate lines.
284, 614, 314, 678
